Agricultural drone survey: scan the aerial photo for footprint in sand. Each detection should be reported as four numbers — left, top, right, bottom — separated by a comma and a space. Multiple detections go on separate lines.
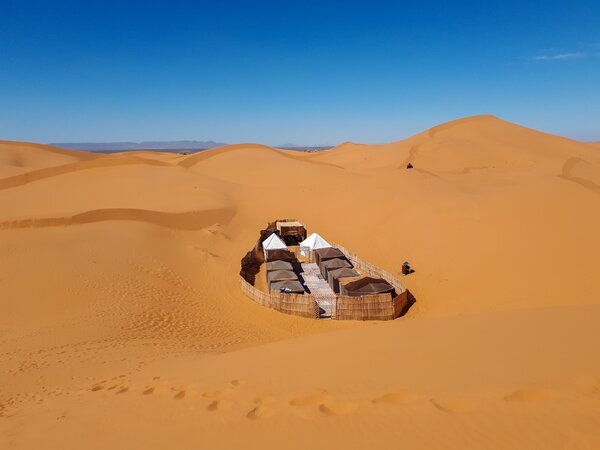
116, 387, 129, 394
289, 391, 330, 406
207, 399, 234, 411
230, 379, 243, 388
504, 388, 555, 402
90, 384, 104, 392
371, 392, 415, 406
173, 390, 186, 400
247, 405, 275, 420
142, 387, 155, 395
254, 395, 277, 405
319, 400, 358, 416
203, 389, 232, 399
430, 398, 475, 413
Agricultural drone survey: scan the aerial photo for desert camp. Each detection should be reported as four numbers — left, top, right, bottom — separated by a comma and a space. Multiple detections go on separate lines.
239, 219, 413, 320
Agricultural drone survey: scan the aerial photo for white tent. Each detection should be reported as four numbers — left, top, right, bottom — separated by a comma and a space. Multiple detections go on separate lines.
262, 233, 288, 258
299, 232, 331, 260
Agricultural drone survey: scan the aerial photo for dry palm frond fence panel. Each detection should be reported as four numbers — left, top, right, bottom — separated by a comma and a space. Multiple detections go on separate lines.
239, 276, 319, 319
334, 290, 412, 321
331, 243, 413, 320
335, 293, 395, 320
332, 243, 406, 293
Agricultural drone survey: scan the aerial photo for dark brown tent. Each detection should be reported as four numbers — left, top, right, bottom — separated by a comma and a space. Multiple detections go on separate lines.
327, 267, 360, 293
267, 269, 298, 284
276, 220, 307, 245
337, 275, 363, 295
319, 257, 352, 279
341, 276, 395, 297
269, 279, 305, 294
266, 260, 293, 272
265, 249, 295, 262
314, 247, 346, 266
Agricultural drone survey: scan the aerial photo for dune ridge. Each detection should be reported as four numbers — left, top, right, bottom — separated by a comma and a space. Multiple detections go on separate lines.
0, 139, 97, 160
0, 154, 173, 191
0, 140, 98, 178
426, 113, 498, 137
179, 142, 345, 170
0, 206, 237, 230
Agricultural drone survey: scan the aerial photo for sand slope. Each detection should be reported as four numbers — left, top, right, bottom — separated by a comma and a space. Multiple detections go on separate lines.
1, 116, 600, 449
4, 304, 599, 450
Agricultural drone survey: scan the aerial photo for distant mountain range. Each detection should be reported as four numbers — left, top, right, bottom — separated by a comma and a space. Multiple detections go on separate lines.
50, 141, 333, 153
50, 141, 226, 152
277, 145, 333, 152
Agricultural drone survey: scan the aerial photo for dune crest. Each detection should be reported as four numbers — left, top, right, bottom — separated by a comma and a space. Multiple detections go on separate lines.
0, 140, 98, 178
0, 154, 174, 191
0, 207, 236, 230
426, 113, 498, 137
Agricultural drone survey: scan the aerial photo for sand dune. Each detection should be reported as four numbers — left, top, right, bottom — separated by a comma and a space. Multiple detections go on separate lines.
0, 140, 98, 178
308, 114, 600, 172
1, 115, 600, 449
179, 143, 342, 170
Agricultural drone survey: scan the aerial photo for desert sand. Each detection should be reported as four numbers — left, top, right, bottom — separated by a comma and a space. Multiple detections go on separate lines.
1, 115, 600, 449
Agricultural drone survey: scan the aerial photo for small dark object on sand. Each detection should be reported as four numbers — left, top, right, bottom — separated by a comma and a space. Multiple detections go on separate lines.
406, 163, 413, 169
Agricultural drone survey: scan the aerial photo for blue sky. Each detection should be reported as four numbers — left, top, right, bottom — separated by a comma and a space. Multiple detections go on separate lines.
1, 0, 599, 145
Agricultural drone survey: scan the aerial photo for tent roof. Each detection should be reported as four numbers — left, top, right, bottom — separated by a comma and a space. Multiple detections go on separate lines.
265, 249, 295, 262
320, 258, 352, 270
267, 270, 298, 283
343, 276, 394, 296
266, 260, 293, 271
262, 233, 287, 250
269, 279, 305, 293
314, 247, 345, 260
328, 267, 360, 279
299, 232, 331, 250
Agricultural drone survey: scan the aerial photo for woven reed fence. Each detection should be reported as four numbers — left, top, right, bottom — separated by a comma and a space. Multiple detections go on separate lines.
332, 243, 406, 293
334, 293, 393, 320
239, 228, 413, 321
329, 243, 413, 320
333, 287, 412, 321
239, 276, 319, 319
